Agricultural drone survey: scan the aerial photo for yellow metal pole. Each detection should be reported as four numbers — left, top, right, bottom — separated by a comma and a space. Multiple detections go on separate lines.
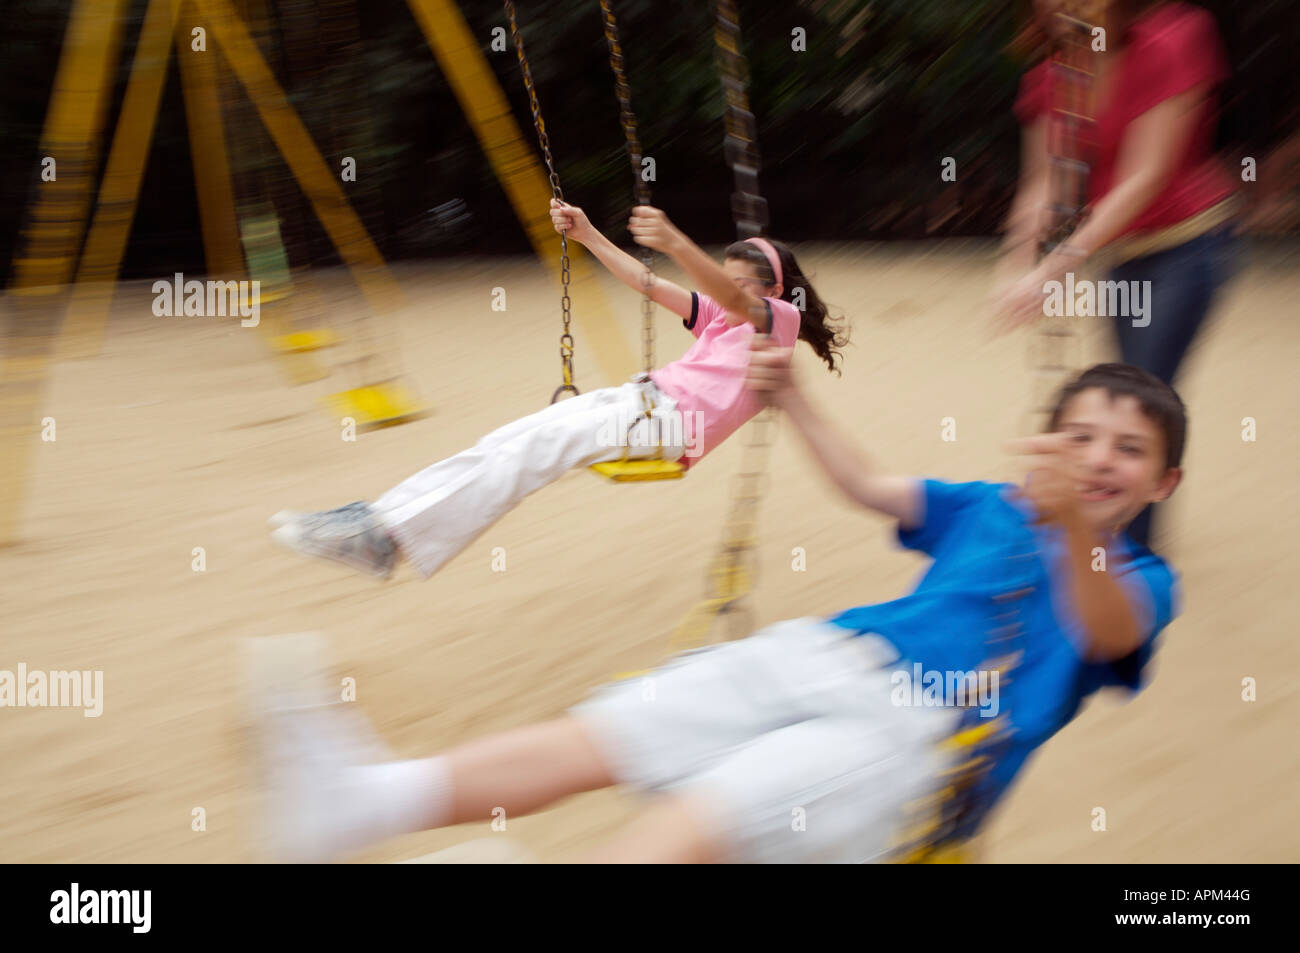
1, 0, 129, 545
176, 0, 244, 279
195, 0, 402, 317
405, 0, 634, 385
59, 0, 184, 359
200, 0, 424, 423
7, 0, 130, 294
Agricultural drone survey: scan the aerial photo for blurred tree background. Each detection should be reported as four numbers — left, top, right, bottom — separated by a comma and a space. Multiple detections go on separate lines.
1, 0, 1296, 286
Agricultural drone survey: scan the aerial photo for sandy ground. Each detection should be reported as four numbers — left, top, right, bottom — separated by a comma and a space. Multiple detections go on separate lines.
2, 242, 1297, 863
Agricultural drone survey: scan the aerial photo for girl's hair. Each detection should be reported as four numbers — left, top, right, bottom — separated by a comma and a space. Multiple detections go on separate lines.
723, 239, 849, 374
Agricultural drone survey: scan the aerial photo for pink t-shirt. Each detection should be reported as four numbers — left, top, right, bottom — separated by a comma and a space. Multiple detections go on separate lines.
650, 292, 801, 469
1014, 3, 1235, 238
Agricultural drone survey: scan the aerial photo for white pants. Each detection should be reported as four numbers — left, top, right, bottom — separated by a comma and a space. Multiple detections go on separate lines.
571, 618, 961, 863
373, 378, 684, 577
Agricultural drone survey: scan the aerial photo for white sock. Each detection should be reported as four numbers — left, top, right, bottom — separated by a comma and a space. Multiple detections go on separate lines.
340, 757, 455, 845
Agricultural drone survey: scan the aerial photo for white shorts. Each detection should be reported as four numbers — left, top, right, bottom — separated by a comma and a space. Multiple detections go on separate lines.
570, 617, 961, 863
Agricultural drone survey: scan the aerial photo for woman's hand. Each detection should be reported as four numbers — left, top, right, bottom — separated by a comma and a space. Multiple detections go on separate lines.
550, 199, 595, 245
991, 265, 1054, 333
991, 243, 1086, 334
627, 205, 684, 254
745, 337, 798, 408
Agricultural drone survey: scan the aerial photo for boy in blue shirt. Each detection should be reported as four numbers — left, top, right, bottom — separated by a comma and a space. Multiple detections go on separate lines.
247, 352, 1183, 863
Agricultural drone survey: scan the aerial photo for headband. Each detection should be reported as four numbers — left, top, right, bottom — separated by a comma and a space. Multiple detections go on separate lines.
744, 237, 783, 292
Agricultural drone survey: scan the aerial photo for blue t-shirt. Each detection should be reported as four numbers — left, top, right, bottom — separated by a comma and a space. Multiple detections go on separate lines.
826, 479, 1179, 830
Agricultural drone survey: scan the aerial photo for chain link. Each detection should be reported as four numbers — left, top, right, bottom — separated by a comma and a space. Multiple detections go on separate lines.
503, 1, 578, 402
599, 0, 658, 377
713, 0, 768, 239
666, 1, 776, 652
1026, 2, 1102, 426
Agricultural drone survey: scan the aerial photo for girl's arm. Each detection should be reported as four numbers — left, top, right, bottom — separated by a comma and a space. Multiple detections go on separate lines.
746, 340, 921, 526
628, 206, 769, 331
550, 200, 693, 318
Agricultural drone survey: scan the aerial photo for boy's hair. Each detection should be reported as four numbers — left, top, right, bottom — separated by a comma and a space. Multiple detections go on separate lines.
1048, 363, 1187, 469
724, 239, 850, 374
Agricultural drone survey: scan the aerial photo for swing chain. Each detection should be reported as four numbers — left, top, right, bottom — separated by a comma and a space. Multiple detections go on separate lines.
599, 0, 657, 377
503, 1, 578, 402
1025, 2, 1102, 430
715, 0, 774, 617
665, 2, 777, 651
713, 0, 768, 239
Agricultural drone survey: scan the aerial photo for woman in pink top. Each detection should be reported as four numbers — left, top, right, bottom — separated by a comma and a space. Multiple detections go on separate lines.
995, 0, 1239, 546
269, 201, 847, 580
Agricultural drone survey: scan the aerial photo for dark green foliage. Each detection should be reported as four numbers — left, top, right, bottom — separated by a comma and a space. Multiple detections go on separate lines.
1, 0, 1296, 281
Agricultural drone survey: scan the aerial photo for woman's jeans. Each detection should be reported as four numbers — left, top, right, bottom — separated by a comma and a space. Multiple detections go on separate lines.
1108, 226, 1238, 546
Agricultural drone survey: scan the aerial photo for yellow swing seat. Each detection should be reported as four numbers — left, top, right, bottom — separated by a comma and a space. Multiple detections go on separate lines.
588, 458, 686, 482
273, 328, 340, 353
325, 379, 429, 430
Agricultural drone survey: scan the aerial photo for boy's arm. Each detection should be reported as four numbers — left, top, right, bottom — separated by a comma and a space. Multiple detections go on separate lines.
1012, 435, 1145, 661
775, 377, 921, 528
1059, 519, 1144, 662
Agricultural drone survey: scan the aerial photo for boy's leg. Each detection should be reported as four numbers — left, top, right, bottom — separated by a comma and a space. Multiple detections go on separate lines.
248, 632, 618, 860
265, 717, 617, 862
572, 622, 956, 863
440, 717, 615, 823
579, 791, 725, 864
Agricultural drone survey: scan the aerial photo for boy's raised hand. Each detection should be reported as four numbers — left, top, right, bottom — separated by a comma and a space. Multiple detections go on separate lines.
1006, 432, 1084, 529
550, 199, 594, 244
745, 336, 797, 408
627, 205, 682, 253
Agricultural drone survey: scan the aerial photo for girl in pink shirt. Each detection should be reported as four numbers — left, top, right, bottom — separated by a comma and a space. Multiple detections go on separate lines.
269, 201, 847, 580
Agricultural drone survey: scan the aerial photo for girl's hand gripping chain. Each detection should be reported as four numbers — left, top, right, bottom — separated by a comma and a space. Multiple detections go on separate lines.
550, 198, 596, 245
627, 205, 685, 254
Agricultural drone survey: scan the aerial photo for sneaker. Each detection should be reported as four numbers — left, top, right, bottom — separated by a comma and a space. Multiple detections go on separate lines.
243, 633, 391, 863
270, 502, 398, 579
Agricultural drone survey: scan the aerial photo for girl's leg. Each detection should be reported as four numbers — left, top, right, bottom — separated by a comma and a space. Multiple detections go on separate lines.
272, 385, 643, 578
374, 386, 628, 516
375, 383, 661, 576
